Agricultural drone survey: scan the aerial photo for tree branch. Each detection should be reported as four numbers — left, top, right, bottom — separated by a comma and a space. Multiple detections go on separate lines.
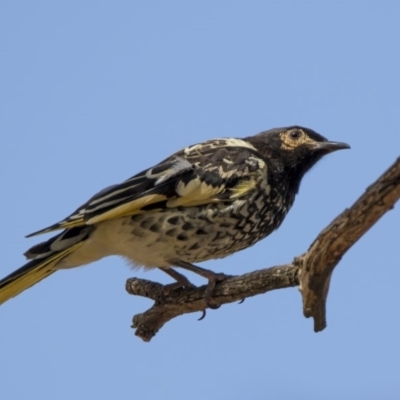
126, 157, 400, 342
298, 156, 400, 331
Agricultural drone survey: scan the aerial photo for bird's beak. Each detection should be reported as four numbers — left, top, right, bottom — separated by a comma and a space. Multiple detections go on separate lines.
312, 141, 351, 153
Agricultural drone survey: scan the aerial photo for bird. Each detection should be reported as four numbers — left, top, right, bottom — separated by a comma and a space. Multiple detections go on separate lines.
0, 126, 349, 308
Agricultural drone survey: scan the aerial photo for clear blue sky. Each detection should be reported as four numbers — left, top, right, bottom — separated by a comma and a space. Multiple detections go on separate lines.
1, 2, 399, 399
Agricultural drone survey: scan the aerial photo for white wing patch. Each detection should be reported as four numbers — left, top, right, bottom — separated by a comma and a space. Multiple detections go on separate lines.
223, 138, 257, 150
183, 138, 257, 155
153, 158, 193, 185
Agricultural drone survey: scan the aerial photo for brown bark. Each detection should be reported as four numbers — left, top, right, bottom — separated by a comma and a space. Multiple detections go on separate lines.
126, 157, 400, 342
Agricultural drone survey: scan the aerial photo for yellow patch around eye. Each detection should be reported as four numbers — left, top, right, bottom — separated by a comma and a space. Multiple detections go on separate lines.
280, 130, 315, 150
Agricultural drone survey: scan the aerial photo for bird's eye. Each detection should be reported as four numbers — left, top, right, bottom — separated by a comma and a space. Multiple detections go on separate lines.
289, 130, 302, 139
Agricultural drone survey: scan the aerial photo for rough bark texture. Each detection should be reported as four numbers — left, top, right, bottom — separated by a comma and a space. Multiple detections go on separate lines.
298, 156, 400, 331
126, 157, 400, 342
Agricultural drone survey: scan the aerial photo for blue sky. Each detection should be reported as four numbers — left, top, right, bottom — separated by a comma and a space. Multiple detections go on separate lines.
1, 1, 399, 399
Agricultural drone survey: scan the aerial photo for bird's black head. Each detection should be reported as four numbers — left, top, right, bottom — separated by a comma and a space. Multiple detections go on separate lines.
246, 126, 350, 192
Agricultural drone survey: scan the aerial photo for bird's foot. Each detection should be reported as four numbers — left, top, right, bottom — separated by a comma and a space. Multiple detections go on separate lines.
173, 261, 233, 309
162, 277, 196, 296
158, 267, 196, 302
203, 271, 232, 309
195, 271, 233, 321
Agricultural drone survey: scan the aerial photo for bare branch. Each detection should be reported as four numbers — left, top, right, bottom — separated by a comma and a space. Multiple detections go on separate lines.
126, 265, 298, 342
298, 156, 400, 331
126, 157, 400, 342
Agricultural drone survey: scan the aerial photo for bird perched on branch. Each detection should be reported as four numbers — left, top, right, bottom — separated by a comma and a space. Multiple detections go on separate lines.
0, 126, 349, 308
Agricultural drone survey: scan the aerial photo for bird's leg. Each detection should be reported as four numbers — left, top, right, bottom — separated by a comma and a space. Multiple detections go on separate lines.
159, 267, 207, 318
158, 267, 196, 295
159, 267, 208, 321
174, 261, 233, 309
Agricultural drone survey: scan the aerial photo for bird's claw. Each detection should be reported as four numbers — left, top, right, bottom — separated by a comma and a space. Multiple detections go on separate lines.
203, 272, 232, 309
198, 310, 207, 321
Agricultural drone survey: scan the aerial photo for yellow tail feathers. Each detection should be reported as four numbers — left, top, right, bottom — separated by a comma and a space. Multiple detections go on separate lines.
0, 243, 82, 305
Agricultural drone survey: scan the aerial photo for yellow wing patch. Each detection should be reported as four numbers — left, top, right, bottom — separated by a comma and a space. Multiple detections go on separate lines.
229, 178, 257, 198
166, 177, 224, 207
167, 176, 257, 207
86, 194, 167, 225
26, 216, 85, 238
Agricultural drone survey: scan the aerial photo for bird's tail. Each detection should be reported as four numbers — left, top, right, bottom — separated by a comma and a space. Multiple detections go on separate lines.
0, 227, 90, 305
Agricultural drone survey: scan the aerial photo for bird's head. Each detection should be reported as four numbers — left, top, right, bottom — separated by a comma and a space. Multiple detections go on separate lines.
246, 126, 350, 190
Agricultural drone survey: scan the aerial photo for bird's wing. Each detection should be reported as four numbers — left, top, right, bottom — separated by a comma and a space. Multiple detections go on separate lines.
26, 138, 266, 237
